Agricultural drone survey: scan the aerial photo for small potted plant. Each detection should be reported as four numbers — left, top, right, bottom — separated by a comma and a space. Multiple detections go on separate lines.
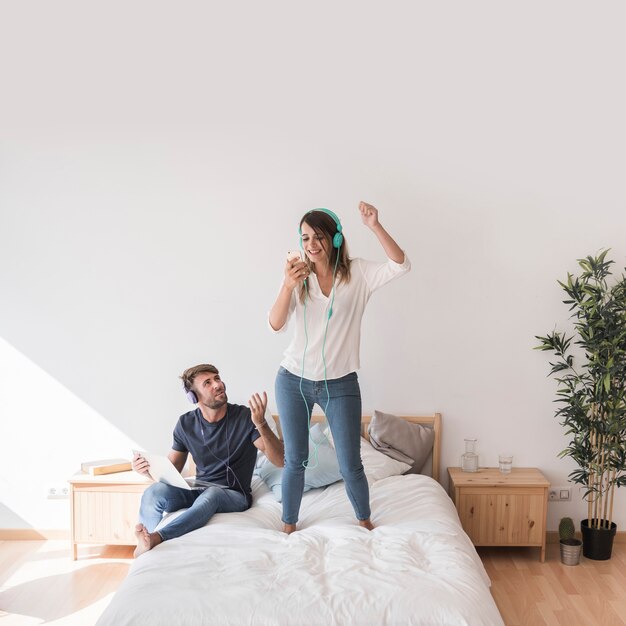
558, 516, 582, 565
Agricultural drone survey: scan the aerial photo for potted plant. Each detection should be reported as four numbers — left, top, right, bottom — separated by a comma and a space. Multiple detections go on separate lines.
558, 516, 582, 565
535, 250, 626, 560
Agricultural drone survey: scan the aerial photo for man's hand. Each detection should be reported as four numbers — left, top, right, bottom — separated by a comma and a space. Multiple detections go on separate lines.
250, 392, 284, 466
248, 391, 268, 428
359, 200, 380, 229
132, 452, 150, 476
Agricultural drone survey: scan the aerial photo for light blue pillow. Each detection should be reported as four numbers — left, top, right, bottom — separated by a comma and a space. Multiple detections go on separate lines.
256, 423, 342, 502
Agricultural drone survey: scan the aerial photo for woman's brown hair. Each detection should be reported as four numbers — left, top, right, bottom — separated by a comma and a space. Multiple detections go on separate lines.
298, 210, 351, 304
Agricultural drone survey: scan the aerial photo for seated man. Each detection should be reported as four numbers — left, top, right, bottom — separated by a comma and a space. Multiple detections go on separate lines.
132, 363, 284, 557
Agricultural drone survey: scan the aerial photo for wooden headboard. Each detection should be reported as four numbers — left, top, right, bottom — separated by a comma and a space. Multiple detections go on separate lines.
272, 413, 442, 484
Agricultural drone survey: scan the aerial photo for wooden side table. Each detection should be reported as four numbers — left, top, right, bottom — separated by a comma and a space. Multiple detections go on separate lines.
69, 471, 151, 560
447, 467, 550, 562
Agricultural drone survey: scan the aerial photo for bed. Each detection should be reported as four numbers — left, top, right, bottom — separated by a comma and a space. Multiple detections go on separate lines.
97, 414, 504, 626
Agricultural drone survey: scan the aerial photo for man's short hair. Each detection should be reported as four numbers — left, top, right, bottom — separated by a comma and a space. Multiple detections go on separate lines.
180, 364, 219, 391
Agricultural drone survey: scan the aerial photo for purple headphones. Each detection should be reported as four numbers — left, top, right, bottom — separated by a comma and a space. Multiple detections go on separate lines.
183, 383, 198, 404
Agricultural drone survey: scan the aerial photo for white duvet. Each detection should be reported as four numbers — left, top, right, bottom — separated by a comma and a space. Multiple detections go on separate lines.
97, 474, 504, 626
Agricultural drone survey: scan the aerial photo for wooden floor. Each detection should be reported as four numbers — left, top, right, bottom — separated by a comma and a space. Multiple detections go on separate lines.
0, 540, 134, 625
1, 540, 625, 625
478, 543, 626, 626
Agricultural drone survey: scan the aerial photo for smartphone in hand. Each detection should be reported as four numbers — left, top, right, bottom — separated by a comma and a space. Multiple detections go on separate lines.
287, 250, 302, 263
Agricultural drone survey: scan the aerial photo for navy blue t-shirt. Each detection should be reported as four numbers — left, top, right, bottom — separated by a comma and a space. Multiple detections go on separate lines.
172, 403, 261, 506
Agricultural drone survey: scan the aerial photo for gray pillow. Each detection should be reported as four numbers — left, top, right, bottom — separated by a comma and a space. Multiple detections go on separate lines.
368, 410, 434, 474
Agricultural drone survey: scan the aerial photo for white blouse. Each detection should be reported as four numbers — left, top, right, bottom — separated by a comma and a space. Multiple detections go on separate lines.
269, 255, 411, 381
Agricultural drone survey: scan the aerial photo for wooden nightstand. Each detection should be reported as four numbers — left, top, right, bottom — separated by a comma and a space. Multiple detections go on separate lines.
69, 471, 151, 560
448, 467, 550, 562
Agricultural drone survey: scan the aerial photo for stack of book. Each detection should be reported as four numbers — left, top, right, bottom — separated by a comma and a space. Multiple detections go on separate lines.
81, 458, 132, 476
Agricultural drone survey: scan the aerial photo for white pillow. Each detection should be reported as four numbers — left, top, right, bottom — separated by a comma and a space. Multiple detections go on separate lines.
255, 423, 342, 501
314, 427, 410, 483
360, 437, 411, 483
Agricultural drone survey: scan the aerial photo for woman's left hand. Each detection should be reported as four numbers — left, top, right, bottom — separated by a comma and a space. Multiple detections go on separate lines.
359, 201, 380, 229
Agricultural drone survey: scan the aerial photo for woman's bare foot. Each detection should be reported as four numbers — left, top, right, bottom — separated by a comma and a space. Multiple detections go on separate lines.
282, 523, 297, 535
133, 524, 163, 557
358, 518, 375, 531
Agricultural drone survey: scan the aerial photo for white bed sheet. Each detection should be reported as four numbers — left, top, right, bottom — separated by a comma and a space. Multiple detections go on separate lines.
97, 474, 504, 626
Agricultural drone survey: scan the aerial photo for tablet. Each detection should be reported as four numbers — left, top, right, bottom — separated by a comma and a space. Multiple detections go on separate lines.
133, 450, 191, 490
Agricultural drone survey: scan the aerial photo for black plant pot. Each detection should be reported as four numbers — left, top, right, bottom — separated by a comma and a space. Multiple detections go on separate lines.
580, 518, 617, 560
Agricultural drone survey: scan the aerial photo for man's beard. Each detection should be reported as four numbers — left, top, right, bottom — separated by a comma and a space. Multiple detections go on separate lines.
206, 392, 228, 410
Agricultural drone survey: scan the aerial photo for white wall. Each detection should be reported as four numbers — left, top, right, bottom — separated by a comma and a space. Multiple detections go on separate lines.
1, 1, 625, 531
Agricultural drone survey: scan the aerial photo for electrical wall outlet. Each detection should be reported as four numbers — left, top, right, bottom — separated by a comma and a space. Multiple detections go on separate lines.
46, 483, 70, 499
548, 487, 571, 501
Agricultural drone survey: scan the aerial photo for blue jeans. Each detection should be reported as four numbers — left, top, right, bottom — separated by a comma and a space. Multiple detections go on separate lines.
275, 366, 370, 525
139, 482, 248, 541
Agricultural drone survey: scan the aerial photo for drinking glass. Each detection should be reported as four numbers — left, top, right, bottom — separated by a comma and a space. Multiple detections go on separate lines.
499, 454, 513, 474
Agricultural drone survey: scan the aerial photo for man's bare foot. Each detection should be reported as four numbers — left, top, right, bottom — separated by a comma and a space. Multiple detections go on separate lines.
358, 519, 375, 531
282, 523, 297, 535
133, 524, 163, 558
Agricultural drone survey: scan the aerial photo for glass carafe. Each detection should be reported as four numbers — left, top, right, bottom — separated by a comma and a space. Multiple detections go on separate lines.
461, 438, 479, 472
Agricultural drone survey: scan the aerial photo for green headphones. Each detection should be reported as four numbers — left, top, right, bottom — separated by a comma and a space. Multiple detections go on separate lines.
299, 208, 343, 250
